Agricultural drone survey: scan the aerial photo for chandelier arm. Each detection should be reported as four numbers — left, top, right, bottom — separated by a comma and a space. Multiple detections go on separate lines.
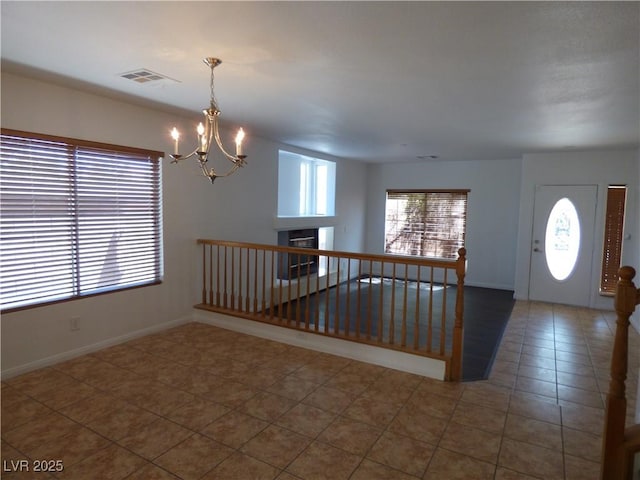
210, 115, 242, 162
197, 158, 241, 184
170, 149, 201, 163
198, 159, 216, 180
213, 162, 242, 178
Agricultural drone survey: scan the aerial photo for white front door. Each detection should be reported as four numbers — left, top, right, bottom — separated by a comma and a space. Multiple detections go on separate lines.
529, 185, 598, 306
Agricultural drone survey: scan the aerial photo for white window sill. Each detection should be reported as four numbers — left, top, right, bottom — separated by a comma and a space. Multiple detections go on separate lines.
273, 216, 338, 231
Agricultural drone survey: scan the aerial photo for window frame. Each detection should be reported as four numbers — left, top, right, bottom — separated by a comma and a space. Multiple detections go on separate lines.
277, 150, 336, 218
1, 128, 164, 312
384, 189, 469, 260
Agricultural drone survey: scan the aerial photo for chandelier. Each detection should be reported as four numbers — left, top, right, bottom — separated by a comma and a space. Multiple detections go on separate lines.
169, 57, 246, 183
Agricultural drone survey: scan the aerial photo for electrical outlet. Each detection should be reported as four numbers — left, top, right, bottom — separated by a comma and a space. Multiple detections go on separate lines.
69, 316, 80, 331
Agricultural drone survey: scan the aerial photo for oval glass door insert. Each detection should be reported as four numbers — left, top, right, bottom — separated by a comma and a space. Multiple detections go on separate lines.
545, 197, 581, 281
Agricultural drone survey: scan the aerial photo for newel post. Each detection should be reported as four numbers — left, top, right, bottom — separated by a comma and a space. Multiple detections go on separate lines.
601, 266, 638, 480
450, 247, 467, 381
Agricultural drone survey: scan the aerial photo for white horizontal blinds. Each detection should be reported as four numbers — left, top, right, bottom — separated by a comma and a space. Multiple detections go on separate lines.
385, 190, 468, 259
600, 186, 627, 295
0, 129, 162, 311
75, 146, 161, 294
1, 134, 76, 308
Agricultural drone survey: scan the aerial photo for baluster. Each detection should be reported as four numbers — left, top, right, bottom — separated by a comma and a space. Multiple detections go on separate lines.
314, 256, 321, 332
334, 255, 341, 335
305, 253, 311, 330
223, 245, 228, 308
324, 256, 330, 334
377, 260, 384, 343
414, 265, 421, 350
260, 249, 266, 314
426, 266, 434, 353
231, 247, 236, 310
209, 244, 213, 305
295, 253, 302, 328
271, 250, 277, 320
401, 263, 408, 347
345, 259, 352, 337
244, 248, 249, 312
389, 262, 396, 345
201, 243, 207, 304
216, 245, 221, 306
601, 266, 638, 479
366, 259, 373, 340
237, 246, 242, 311
252, 248, 258, 313
440, 268, 448, 356
278, 252, 284, 323
356, 260, 362, 338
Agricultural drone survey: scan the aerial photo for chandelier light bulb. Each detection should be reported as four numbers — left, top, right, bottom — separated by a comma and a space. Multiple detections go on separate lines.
170, 127, 180, 154
235, 128, 245, 156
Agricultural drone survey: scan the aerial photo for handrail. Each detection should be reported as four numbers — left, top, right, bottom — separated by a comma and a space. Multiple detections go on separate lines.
195, 239, 467, 380
196, 239, 462, 269
601, 266, 640, 480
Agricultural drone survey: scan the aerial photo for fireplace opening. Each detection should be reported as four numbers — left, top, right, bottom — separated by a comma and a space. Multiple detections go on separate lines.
278, 228, 319, 280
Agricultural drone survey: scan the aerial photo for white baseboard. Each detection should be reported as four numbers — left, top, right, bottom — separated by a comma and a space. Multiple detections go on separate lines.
193, 310, 446, 380
465, 281, 514, 291
1, 316, 193, 380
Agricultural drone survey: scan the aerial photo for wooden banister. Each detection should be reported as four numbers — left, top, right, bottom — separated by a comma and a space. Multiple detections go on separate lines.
195, 239, 467, 381
601, 266, 640, 480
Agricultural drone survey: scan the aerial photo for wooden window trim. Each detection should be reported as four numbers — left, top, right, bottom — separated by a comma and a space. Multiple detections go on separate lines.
1, 129, 163, 312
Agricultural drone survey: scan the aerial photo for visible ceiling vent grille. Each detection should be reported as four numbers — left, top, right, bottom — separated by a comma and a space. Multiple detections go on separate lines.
119, 69, 177, 84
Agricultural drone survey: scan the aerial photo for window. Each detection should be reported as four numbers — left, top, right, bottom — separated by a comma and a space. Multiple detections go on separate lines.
277, 151, 336, 217
600, 185, 627, 295
545, 197, 581, 281
0, 129, 163, 311
384, 190, 469, 259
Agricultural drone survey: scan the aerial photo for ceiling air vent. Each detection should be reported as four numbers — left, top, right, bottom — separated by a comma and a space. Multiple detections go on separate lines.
119, 68, 177, 84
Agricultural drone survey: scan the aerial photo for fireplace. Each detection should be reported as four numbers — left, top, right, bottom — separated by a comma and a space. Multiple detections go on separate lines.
278, 228, 319, 280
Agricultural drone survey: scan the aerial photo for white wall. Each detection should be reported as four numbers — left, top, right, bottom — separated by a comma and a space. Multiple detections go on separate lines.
365, 159, 522, 290
636, 148, 640, 424
2, 70, 637, 377
0, 71, 367, 377
197, 138, 366, 255
514, 150, 639, 310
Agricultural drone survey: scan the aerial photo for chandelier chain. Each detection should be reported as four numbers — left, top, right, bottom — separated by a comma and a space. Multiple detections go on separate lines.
209, 64, 219, 111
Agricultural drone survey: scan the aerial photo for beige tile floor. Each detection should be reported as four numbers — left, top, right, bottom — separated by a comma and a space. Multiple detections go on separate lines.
1, 300, 638, 479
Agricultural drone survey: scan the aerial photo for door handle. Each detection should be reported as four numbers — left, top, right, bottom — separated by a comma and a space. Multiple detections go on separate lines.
533, 247, 543, 253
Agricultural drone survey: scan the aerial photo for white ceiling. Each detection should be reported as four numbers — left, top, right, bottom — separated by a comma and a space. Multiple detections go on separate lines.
1, 1, 638, 163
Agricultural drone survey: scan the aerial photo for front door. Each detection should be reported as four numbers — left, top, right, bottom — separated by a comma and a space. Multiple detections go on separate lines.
529, 185, 598, 306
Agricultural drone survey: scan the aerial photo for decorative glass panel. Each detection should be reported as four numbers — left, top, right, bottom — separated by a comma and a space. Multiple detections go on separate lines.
545, 198, 581, 281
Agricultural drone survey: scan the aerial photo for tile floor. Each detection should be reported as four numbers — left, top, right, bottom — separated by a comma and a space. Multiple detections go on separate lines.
1, 300, 638, 479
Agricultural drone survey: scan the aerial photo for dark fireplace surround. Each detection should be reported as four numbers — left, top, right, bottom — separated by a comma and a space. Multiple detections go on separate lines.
277, 228, 319, 280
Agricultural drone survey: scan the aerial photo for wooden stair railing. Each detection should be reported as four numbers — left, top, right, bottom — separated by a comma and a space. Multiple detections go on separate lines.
195, 239, 467, 381
601, 266, 640, 480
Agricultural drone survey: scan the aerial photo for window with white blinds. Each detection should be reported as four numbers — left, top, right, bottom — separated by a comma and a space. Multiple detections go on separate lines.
600, 185, 627, 295
1, 129, 163, 311
384, 190, 469, 259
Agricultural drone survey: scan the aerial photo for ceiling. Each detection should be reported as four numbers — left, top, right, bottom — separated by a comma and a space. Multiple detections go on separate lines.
1, 1, 638, 163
